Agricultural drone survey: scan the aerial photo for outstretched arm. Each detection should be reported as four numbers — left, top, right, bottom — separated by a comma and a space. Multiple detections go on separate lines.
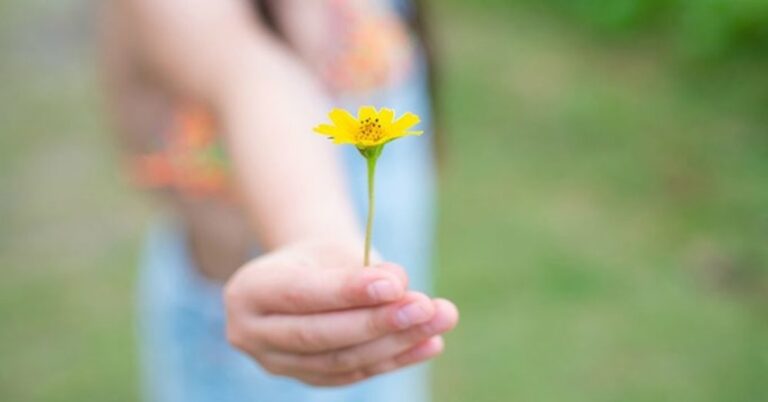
118, 0, 359, 248
110, 0, 458, 386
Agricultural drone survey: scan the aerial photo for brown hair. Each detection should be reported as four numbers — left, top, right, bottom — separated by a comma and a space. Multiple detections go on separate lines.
410, 0, 442, 164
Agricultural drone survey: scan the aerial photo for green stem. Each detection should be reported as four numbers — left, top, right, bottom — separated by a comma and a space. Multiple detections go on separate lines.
364, 154, 378, 266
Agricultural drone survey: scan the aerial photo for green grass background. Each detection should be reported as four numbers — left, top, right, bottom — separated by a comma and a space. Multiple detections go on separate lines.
1, 1, 766, 401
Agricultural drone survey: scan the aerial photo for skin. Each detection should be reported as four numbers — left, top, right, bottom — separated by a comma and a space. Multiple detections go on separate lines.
100, 0, 459, 387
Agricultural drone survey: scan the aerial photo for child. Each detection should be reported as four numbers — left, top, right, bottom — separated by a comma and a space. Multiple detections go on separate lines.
100, 0, 458, 401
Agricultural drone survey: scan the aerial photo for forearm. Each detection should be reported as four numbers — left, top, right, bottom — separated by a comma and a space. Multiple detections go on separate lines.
117, 0, 361, 250
215, 46, 361, 249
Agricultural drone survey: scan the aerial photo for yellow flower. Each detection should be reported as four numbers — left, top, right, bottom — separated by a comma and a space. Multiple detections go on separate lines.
313, 106, 422, 148
313, 106, 424, 266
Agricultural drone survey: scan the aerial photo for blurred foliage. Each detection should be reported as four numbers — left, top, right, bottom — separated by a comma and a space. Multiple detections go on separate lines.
432, 3, 768, 401
464, 0, 768, 60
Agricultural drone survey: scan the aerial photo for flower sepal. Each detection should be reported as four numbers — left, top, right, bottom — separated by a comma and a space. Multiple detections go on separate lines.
357, 144, 384, 161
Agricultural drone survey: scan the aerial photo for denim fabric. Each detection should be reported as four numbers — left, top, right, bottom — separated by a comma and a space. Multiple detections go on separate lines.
137, 60, 437, 402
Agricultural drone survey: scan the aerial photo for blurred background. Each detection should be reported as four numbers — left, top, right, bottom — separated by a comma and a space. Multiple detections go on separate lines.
1, 0, 767, 401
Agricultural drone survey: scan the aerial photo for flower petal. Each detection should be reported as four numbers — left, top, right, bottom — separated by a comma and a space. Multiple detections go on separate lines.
385, 130, 423, 143
313, 124, 339, 136
387, 112, 421, 137
314, 124, 355, 143
332, 136, 358, 145
378, 108, 395, 126
358, 106, 377, 121
329, 108, 358, 134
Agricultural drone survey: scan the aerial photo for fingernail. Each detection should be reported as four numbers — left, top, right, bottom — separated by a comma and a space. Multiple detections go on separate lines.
367, 280, 399, 302
395, 302, 432, 329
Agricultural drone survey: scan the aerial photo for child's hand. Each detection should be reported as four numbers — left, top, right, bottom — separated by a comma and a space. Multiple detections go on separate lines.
223, 240, 459, 386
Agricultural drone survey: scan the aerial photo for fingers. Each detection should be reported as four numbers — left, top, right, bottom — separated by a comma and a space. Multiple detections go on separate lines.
225, 261, 408, 314
260, 298, 458, 373
288, 337, 446, 387
235, 298, 459, 387
255, 292, 436, 353
363, 336, 445, 377
375, 262, 409, 289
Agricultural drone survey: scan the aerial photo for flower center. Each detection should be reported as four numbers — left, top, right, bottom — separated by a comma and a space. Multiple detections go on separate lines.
358, 117, 383, 143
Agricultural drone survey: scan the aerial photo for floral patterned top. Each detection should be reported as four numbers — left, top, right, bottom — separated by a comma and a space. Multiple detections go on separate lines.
131, 0, 419, 199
